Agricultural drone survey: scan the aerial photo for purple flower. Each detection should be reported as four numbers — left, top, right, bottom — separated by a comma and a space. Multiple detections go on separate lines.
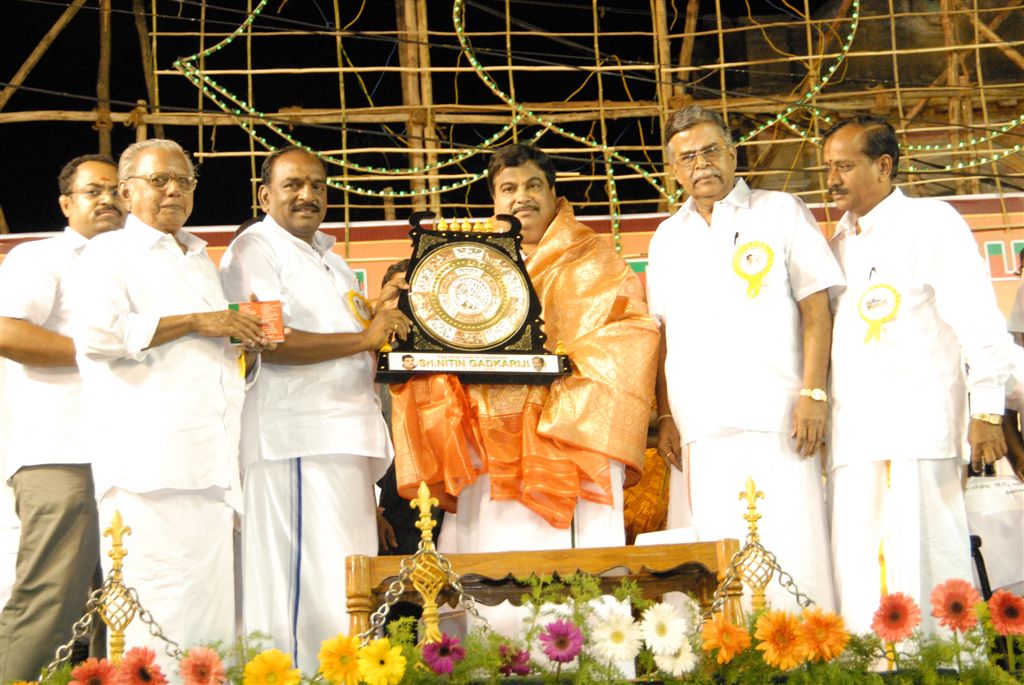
422, 633, 466, 675
538, 619, 583, 663
498, 644, 531, 676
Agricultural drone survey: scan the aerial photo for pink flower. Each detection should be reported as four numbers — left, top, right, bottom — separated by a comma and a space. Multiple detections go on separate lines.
421, 633, 466, 675
930, 578, 981, 633
498, 644, 530, 676
70, 658, 118, 685
118, 647, 168, 685
538, 619, 583, 663
871, 592, 921, 643
180, 646, 227, 685
989, 590, 1024, 636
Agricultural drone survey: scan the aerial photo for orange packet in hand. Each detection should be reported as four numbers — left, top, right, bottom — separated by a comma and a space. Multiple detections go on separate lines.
229, 300, 285, 344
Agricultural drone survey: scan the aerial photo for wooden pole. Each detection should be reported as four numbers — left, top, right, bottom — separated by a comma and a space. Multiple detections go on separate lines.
651, 0, 678, 204
415, 0, 441, 214
0, 205, 8, 234
0, 0, 87, 112
395, 0, 426, 212
131, 0, 163, 138
97, 0, 112, 156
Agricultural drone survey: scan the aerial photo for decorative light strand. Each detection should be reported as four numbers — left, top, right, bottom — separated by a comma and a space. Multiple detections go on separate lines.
905, 114, 1023, 151
906, 143, 1023, 173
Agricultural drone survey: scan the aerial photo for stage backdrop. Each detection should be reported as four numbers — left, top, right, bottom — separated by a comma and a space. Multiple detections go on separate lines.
2, 193, 1021, 314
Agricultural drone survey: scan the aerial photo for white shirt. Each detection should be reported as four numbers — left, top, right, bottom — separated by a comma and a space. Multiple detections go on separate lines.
647, 179, 843, 442
219, 216, 392, 466
0, 228, 89, 479
829, 188, 1015, 466
72, 215, 244, 503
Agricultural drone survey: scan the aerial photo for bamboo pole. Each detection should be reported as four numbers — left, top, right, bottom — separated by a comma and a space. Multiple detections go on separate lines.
0, 0, 86, 112
415, 0, 441, 214
395, 0, 426, 212
0, 205, 8, 234
333, 0, 352, 255
965, 8, 1024, 71
651, 0, 678, 204
97, 0, 112, 156
131, 0, 163, 139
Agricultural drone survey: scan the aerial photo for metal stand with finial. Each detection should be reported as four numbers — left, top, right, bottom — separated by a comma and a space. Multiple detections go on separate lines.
41, 510, 183, 676
358, 481, 490, 645
707, 476, 814, 621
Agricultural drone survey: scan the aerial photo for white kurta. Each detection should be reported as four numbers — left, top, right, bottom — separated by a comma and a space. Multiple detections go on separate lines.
73, 214, 243, 665
220, 218, 390, 671
828, 187, 1017, 633
647, 179, 843, 612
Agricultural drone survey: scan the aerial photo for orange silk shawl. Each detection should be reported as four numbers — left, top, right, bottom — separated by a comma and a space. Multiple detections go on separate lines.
391, 199, 659, 528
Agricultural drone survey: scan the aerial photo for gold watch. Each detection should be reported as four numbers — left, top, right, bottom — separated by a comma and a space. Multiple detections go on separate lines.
799, 388, 828, 402
971, 413, 1002, 425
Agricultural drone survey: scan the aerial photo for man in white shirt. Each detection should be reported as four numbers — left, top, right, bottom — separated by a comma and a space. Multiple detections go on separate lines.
823, 116, 1017, 633
0, 154, 124, 680
219, 146, 410, 671
73, 139, 269, 671
650, 105, 842, 612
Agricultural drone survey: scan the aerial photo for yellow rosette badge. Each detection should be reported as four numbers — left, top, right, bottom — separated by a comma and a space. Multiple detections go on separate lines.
732, 241, 774, 299
858, 283, 900, 343
347, 290, 373, 329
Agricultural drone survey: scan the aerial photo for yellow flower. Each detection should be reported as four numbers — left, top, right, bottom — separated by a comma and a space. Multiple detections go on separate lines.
242, 649, 301, 685
12, 681, 38, 685
798, 607, 850, 662
701, 612, 752, 665
318, 633, 361, 685
754, 610, 807, 671
357, 637, 407, 685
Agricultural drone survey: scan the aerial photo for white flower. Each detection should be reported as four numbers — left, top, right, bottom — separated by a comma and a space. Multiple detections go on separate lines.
654, 639, 698, 677
640, 602, 689, 655
589, 611, 643, 664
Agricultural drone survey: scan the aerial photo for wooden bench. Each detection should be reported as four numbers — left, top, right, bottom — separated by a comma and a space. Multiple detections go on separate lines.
346, 539, 743, 635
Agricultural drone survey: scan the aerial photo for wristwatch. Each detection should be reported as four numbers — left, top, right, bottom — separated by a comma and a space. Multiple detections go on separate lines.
799, 388, 828, 402
971, 413, 1002, 425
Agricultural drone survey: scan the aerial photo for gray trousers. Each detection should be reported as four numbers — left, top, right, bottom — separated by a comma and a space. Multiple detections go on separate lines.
0, 464, 100, 680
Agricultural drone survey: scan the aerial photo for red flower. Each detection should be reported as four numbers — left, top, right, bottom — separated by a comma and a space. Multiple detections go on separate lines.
70, 658, 118, 685
930, 578, 981, 633
989, 590, 1024, 636
118, 647, 168, 685
180, 646, 227, 685
871, 592, 921, 643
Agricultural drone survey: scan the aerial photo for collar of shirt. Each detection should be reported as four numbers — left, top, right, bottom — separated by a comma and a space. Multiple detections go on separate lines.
677, 177, 751, 221
260, 214, 336, 256
832, 187, 905, 242
61, 225, 91, 252
122, 214, 208, 255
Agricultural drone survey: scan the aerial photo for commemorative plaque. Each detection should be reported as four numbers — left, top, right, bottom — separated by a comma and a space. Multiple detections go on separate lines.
376, 212, 570, 385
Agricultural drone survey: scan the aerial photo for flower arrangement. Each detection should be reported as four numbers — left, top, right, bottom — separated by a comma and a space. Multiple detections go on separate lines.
23, 576, 1024, 685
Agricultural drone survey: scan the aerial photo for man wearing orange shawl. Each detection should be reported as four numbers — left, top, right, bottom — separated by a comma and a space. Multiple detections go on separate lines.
390, 144, 658, 552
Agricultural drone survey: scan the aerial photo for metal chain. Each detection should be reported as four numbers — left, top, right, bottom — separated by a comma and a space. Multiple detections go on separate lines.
42, 574, 184, 676
706, 541, 814, 618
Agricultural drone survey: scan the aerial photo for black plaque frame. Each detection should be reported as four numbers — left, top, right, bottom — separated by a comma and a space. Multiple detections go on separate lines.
376, 212, 570, 385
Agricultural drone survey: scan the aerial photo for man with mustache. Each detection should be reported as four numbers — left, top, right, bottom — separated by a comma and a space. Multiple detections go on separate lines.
649, 105, 842, 612
0, 154, 124, 678
823, 116, 1017, 633
220, 146, 410, 671
72, 138, 269, 670
390, 143, 658, 586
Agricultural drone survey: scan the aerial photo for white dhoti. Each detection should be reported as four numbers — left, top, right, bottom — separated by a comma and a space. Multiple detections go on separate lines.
242, 455, 378, 674
668, 431, 836, 613
455, 464, 634, 677
830, 458, 972, 634
98, 488, 234, 680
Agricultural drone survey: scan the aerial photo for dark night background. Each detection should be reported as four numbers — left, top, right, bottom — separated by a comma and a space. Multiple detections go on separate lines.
1, 0, 872, 234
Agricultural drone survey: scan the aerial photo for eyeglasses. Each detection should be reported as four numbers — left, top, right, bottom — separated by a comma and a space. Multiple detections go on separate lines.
67, 185, 119, 200
124, 172, 198, 193
672, 145, 725, 169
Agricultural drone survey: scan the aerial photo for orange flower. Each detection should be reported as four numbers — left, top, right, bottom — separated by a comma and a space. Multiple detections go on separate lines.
798, 608, 849, 662
70, 658, 117, 685
701, 612, 752, 664
754, 610, 806, 670
988, 590, 1024, 636
871, 592, 921, 643
118, 647, 168, 685
930, 578, 981, 633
